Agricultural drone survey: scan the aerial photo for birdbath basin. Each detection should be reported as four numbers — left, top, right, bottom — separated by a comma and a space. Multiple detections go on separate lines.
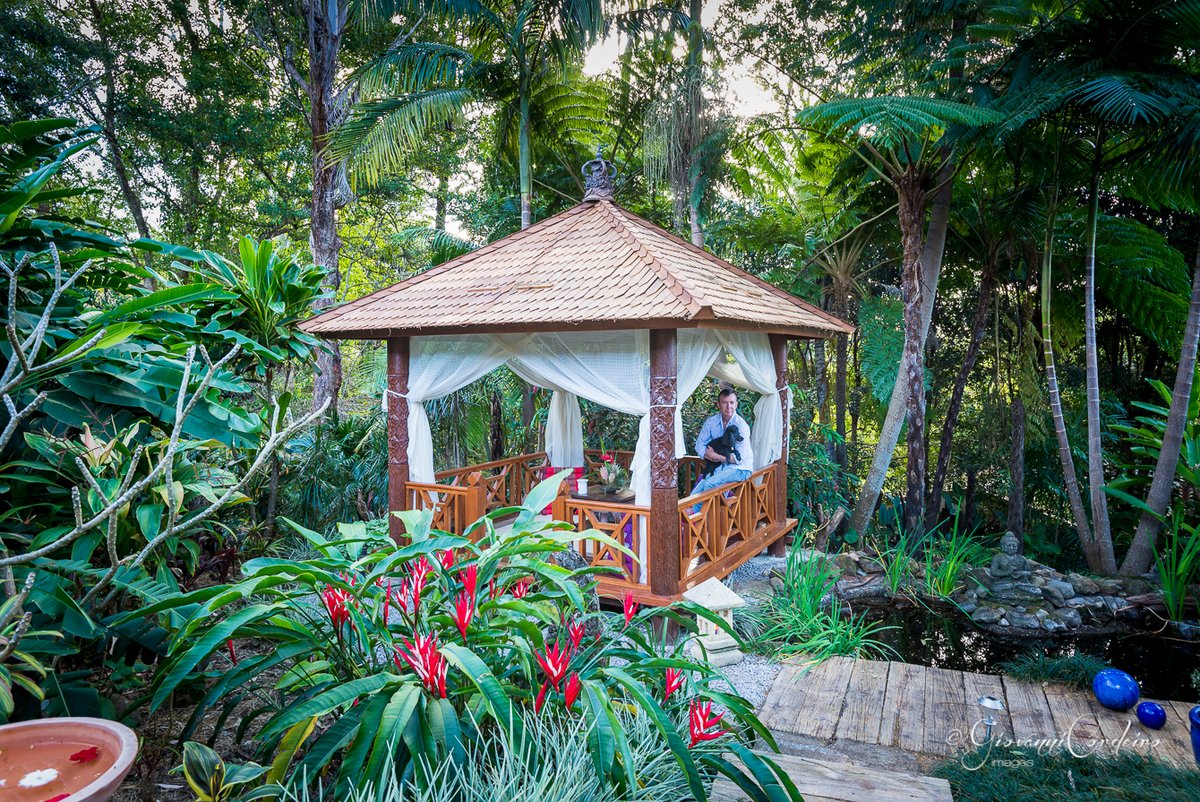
0, 717, 138, 802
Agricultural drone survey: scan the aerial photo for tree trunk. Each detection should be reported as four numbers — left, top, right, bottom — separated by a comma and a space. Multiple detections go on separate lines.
307, 0, 344, 417
519, 92, 533, 230
435, 171, 449, 231
926, 252, 998, 526
849, 160, 954, 538
1042, 225, 1107, 571
834, 301, 849, 470
898, 171, 929, 537
686, 0, 704, 248
1081, 160, 1116, 572
1007, 394, 1026, 545
1120, 242, 1200, 575
490, 389, 505, 461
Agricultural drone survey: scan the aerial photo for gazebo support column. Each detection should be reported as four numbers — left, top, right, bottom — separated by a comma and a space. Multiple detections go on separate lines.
770, 334, 789, 557
649, 329, 680, 598
387, 337, 410, 541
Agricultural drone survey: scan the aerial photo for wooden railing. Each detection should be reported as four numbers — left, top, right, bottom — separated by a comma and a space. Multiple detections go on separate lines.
678, 463, 783, 589
407, 472, 487, 535
435, 452, 547, 513
678, 456, 706, 495
552, 484, 650, 591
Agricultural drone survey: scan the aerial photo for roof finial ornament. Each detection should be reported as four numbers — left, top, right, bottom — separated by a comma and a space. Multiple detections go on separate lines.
582, 145, 617, 201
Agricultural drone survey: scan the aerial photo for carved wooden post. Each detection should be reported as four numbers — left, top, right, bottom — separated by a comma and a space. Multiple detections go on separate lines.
464, 471, 487, 534
769, 333, 789, 556
387, 337, 410, 542
649, 329, 679, 598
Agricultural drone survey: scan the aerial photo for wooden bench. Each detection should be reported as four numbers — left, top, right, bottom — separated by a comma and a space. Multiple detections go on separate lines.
711, 752, 953, 802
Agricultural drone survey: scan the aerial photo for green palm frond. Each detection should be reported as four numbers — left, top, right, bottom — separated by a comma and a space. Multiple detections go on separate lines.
354, 42, 476, 97
393, 226, 478, 265
1070, 73, 1180, 126
330, 88, 477, 187
1096, 215, 1191, 352
799, 96, 1003, 150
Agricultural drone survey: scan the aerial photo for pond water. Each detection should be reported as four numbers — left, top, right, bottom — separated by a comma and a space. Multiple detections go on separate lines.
851, 599, 1200, 701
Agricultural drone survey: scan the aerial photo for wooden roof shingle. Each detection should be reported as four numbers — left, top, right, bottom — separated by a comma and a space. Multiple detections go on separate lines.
300, 198, 854, 339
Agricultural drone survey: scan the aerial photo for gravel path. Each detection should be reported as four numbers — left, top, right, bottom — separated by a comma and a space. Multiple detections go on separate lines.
707, 652, 782, 709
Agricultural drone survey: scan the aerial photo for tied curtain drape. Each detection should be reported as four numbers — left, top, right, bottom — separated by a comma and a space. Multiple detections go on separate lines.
706, 331, 784, 468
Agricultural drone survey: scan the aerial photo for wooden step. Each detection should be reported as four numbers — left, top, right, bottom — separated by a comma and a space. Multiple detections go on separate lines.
711, 751, 953, 802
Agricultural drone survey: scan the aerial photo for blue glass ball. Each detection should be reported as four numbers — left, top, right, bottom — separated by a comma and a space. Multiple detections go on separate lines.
1136, 701, 1167, 730
1093, 668, 1140, 712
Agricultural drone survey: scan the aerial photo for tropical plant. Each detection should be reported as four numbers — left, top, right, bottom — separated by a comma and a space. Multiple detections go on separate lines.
181, 740, 287, 802
749, 546, 896, 661
922, 517, 987, 598
1154, 516, 1200, 623
138, 476, 801, 801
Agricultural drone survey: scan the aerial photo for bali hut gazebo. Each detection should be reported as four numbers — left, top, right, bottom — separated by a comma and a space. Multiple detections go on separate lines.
301, 154, 852, 604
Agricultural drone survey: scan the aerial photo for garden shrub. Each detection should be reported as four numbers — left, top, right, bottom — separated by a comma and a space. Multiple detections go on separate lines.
143, 476, 802, 801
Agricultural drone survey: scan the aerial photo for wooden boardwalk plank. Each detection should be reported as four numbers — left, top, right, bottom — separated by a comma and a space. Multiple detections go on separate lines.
798, 656, 857, 740
1043, 682, 1103, 749
1143, 699, 1195, 767
922, 667, 966, 757
878, 661, 927, 751
711, 752, 953, 802
1001, 676, 1055, 743
834, 658, 890, 745
757, 664, 803, 731
960, 671, 1013, 745
1092, 704, 1157, 759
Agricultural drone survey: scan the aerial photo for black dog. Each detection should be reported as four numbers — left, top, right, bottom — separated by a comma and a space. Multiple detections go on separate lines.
700, 425, 743, 479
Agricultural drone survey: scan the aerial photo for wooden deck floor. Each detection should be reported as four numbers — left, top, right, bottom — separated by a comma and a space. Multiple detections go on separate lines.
758, 656, 1198, 767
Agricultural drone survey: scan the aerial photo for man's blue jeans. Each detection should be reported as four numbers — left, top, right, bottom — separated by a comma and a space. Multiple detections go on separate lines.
689, 464, 751, 513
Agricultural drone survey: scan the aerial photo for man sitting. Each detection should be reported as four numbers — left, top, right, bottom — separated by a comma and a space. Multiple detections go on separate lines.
691, 387, 754, 503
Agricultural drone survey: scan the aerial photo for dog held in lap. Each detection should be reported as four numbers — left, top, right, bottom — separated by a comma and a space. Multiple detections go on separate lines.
700, 425, 743, 479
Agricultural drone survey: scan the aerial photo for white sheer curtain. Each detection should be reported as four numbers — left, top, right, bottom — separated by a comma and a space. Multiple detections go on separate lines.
503, 331, 651, 501
403, 336, 509, 482
502, 352, 585, 467
710, 331, 783, 468
676, 329, 723, 457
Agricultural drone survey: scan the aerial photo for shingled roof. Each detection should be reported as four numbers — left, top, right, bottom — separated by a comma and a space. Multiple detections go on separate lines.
300, 198, 853, 340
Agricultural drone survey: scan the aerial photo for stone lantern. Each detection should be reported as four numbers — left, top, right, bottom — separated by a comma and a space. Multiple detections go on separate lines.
682, 577, 747, 667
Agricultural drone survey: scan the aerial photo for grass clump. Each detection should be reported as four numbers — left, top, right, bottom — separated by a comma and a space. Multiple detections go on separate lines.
745, 548, 898, 661
997, 652, 1110, 689
932, 743, 1200, 802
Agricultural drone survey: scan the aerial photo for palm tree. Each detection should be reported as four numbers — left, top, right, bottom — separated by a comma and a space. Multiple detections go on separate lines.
330, 0, 665, 229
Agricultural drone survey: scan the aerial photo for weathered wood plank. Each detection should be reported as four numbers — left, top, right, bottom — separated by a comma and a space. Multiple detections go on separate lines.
834, 658, 890, 745
1001, 676, 1055, 744
782, 655, 856, 739
763, 657, 831, 735
756, 664, 803, 731
710, 752, 953, 802
960, 671, 1013, 745
1142, 698, 1194, 767
877, 661, 927, 751
1042, 682, 1103, 752
1092, 704, 1155, 759
922, 666, 966, 757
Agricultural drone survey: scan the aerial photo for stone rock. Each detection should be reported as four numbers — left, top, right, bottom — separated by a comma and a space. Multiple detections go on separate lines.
1042, 617, 1068, 633
770, 576, 786, 593
1032, 575, 1047, 587
1120, 577, 1155, 596
1046, 578, 1076, 601
1056, 607, 1083, 628
831, 553, 860, 575
1035, 607, 1049, 619
1066, 573, 1100, 595
1041, 584, 1066, 608
999, 617, 1010, 626
1007, 611, 1042, 630
971, 606, 1004, 625
737, 579, 776, 600
958, 600, 978, 615
1095, 578, 1123, 595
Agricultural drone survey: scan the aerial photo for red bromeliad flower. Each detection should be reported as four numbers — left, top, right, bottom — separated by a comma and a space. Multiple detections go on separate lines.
226, 639, 238, 666
511, 577, 532, 598
601, 453, 614, 463
453, 589, 475, 642
438, 548, 456, 570
69, 745, 100, 763
688, 699, 728, 748
321, 585, 353, 633
394, 578, 413, 615
622, 591, 638, 628
567, 619, 585, 651
535, 641, 570, 690
535, 680, 550, 713
564, 673, 581, 711
396, 633, 448, 698
665, 667, 685, 700
462, 563, 478, 598
410, 557, 433, 613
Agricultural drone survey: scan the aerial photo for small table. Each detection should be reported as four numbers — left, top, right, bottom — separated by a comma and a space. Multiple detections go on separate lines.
571, 486, 635, 505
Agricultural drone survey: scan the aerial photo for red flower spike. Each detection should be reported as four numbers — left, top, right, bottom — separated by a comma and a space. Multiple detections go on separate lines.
382, 579, 392, 623
564, 673, 581, 710
567, 619, 585, 651
601, 454, 614, 462
665, 667, 685, 700
70, 745, 100, 763
535, 642, 571, 690
321, 585, 352, 633
438, 548, 456, 570
688, 699, 728, 748
453, 589, 475, 642
489, 578, 498, 600
622, 591, 638, 629
395, 578, 413, 615
396, 633, 448, 698
410, 557, 432, 614
535, 681, 549, 714
226, 639, 238, 666
462, 564, 478, 598
512, 577, 532, 599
